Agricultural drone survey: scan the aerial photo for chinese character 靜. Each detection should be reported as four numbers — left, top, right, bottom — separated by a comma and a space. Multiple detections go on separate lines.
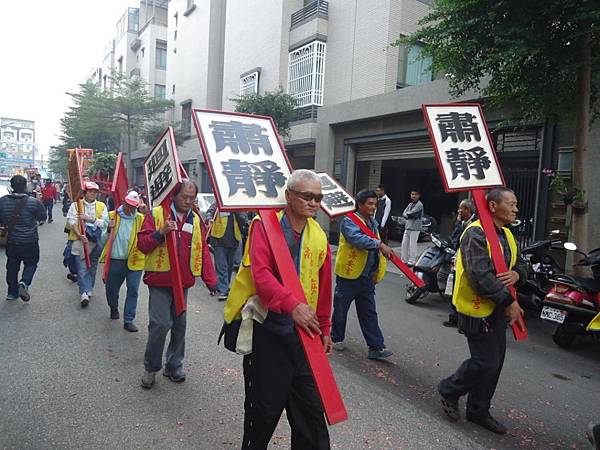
147, 140, 169, 181
322, 191, 354, 210
445, 146, 491, 181
319, 175, 337, 191
221, 159, 287, 198
149, 163, 173, 202
210, 120, 273, 155
436, 112, 481, 143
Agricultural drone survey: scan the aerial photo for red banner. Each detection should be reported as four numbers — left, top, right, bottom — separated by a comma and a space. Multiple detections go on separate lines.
259, 209, 348, 425
102, 153, 129, 283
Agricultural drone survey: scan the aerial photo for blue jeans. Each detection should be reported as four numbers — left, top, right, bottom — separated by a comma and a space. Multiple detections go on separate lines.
43, 200, 53, 221
105, 259, 142, 323
75, 244, 101, 295
5, 242, 39, 298
331, 276, 385, 350
63, 241, 78, 275
213, 245, 237, 295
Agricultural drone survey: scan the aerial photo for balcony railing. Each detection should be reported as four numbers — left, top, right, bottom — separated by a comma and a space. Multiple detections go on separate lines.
293, 105, 319, 122
291, 0, 328, 29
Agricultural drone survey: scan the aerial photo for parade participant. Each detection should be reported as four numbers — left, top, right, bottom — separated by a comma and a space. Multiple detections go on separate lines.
0, 175, 46, 302
138, 180, 217, 388
41, 179, 57, 223
331, 189, 394, 360
206, 202, 247, 301
400, 189, 424, 266
374, 184, 392, 244
444, 198, 477, 328
438, 187, 527, 435
223, 169, 333, 449
588, 422, 600, 450
66, 181, 108, 307
99, 191, 145, 332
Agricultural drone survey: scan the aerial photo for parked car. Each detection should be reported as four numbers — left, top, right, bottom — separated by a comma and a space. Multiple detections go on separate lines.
388, 213, 437, 242
196, 193, 216, 220
0, 180, 10, 198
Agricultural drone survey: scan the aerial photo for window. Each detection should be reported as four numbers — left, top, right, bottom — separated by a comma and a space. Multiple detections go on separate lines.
182, 101, 192, 134
155, 40, 167, 69
187, 0, 194, 10
154, 84, 166, 99
172, 84, 176, 94
174, 12, 178, 27
118, 56, 123, 75
128, 8, 139, 33
397, 43, 433, 88
141, 48, 145, 58
288, 41, 326, 107
174, 30, 177, 40
240, 71, 259, 96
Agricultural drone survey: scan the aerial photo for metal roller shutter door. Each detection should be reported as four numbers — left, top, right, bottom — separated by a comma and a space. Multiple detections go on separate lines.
355, 137, 434, 161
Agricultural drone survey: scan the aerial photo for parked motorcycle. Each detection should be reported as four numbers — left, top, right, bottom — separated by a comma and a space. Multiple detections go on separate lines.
541, 243, 600, 348
518, 231, 564, 313
405, 233, 455, 304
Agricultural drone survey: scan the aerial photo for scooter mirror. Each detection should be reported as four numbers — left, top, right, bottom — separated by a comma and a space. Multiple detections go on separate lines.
511, 219, 522, 227
550, 229, 560, 235
564, 242, 578, 251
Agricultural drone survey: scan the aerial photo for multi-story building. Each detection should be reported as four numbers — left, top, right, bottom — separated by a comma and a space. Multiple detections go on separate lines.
0, 117, 37, 177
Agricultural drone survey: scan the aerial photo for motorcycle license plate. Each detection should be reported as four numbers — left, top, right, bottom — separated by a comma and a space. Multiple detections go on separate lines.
540, 306, 567, 324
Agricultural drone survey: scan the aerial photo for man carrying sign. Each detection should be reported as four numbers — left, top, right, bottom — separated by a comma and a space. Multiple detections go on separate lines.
99, 191, 145, 332
438, 187, 526, 435
331, 189, 395, 360
138, 180, 217, 388
223, 169, 333, 449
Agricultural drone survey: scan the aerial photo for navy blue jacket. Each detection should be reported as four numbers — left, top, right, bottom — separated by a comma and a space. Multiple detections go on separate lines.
0, 193, 47, 244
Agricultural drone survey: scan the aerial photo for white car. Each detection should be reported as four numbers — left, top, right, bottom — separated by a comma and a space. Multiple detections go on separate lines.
0, 181, 10, 198
196, 193, 216, 219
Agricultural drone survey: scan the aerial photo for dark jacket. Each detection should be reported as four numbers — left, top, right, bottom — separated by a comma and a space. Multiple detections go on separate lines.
0, 193, 47, 244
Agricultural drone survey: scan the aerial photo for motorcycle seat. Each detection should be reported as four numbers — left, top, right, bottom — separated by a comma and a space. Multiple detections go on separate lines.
572, 276, 600, 293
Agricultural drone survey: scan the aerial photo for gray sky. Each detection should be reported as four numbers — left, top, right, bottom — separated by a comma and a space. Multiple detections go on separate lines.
0, 0, 137, 157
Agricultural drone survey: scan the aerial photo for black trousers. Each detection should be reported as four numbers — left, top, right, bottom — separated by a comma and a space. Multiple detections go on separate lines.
242, 323, 330, 450
438, 314, 507, 417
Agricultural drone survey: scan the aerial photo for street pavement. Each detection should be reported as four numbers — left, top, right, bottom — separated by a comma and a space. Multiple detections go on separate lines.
1, 204, 599, 449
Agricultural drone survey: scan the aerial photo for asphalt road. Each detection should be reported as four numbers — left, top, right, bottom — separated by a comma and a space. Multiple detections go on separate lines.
1, 204, 598, 449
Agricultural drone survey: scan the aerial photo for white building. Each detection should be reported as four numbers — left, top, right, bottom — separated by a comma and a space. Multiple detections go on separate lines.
0, 117, 37, 177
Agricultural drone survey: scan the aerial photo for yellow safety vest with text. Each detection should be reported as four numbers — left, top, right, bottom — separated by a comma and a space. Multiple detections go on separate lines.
587, 312, 600, 332
68, 201, 106, 241
99, 211, 146, 270
143, 206, 203, 276
211, 213, 241, 241
452, 220, 518, 318
223, 212, 328, 324
334, 215, 387, 284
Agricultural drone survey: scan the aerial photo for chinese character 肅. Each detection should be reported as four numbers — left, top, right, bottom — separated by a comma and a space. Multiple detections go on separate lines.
210, 120, 273, 155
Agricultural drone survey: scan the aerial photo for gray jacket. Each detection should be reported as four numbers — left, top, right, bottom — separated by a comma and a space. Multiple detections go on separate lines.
0, 193, 47, 244
402, 200, 424, 231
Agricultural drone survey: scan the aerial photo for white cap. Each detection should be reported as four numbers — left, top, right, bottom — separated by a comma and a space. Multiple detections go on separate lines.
124, 191, 141, 207
84, 181, 100, 191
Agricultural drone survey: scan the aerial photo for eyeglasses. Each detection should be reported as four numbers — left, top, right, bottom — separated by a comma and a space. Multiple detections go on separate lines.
288, 189, 323, 203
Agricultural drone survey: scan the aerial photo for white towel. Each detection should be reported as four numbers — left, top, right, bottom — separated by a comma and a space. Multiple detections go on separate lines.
236, 295, 268, 355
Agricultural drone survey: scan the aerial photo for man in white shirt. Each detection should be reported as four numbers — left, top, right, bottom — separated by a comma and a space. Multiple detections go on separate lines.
375, 184, 392, 244
66, 182, 108, 307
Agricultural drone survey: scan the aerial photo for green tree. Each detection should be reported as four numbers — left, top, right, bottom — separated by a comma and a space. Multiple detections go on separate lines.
88, 152, 117, 179
231, 89, 297, 137
140, 119, 186, 147
399, 0, 599, 250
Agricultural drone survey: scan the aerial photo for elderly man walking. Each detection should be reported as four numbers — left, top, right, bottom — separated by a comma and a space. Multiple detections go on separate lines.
438, 187, 527, 435
67, 181, 108, 307
137, 180, 217, 388
100, 191, 145, 332
223, 169, 333, 449
0, 175, 46, 302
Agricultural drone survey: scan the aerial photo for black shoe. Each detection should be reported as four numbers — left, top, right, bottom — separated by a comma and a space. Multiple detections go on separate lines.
48, 219, 53, 223
163, 366, 186, 383
110, 310, 120, 320
588, 422, 600, 450
443, 314, 458, 328
67, 273, 78, 283
439, 393, 460, 421
124, 322, 138, 332
466, 413, 507, 435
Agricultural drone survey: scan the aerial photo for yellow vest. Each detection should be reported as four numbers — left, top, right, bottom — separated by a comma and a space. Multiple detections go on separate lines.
211, 213, 241, 241
223, 212, 328, 324
68, 201, 106, 241
452, 220, 518, 318
334, 215, 387, 283
143, 206, 203, 276
587, 312, 600, 332
99, 210, 146, 270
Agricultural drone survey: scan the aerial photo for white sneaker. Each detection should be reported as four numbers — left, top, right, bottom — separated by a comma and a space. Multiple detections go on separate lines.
333, 341, 346, 351
80, 292, 89, 308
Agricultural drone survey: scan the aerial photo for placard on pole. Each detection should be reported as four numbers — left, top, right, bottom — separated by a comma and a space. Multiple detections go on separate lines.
422, 103, 527, 340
